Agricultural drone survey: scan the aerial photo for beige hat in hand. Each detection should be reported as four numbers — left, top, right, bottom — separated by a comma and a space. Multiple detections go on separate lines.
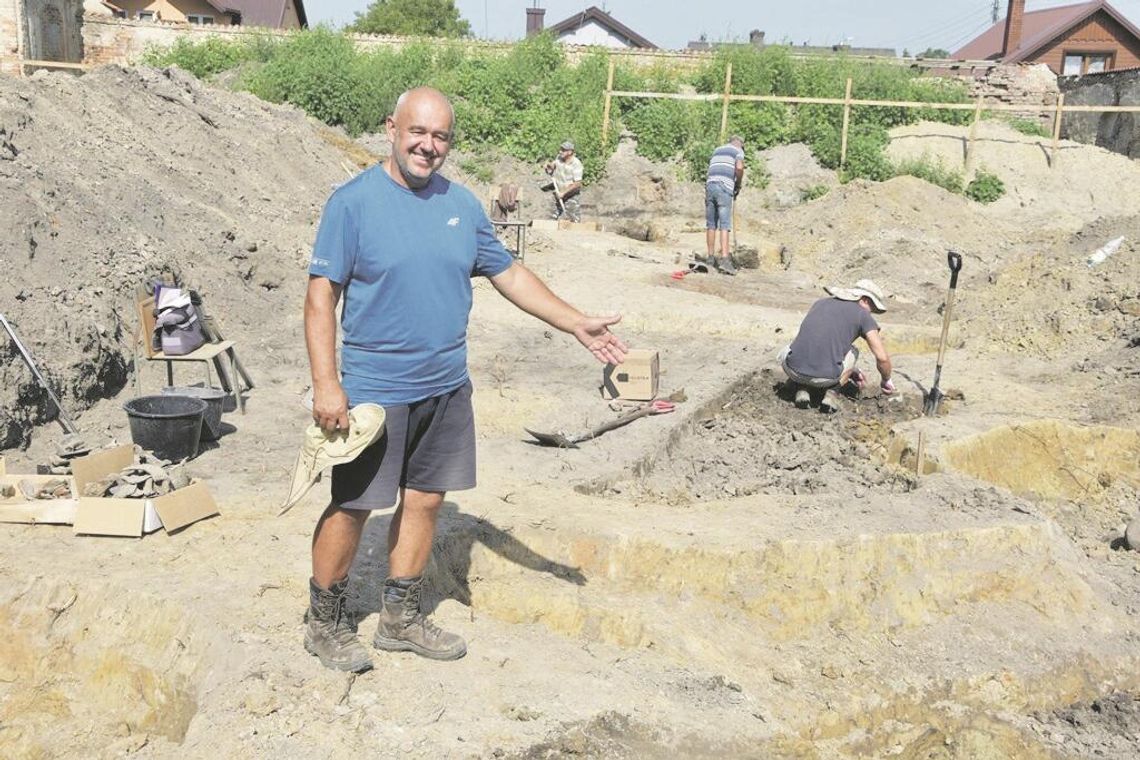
280, 403, 386, 515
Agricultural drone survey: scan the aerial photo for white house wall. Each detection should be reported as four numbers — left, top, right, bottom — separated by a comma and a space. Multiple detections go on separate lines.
556, 19, 631, 48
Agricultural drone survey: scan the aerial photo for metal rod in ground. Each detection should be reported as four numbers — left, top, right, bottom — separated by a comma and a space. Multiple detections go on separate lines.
0, 313, 80, 435
915, 431, 926, 477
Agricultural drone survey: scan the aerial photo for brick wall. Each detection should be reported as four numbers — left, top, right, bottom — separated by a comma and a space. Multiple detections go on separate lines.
0, 0, 22, 76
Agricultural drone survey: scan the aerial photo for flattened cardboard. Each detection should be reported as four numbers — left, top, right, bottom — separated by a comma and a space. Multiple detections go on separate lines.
602, 349, 660, 401
71, 445, 134, 496
74, 497, 145, 537
0, 500, 77, 525
152, 480, 218, 532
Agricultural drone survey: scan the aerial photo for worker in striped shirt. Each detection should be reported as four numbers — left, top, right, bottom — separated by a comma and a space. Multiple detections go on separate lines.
704, 136, 745, 275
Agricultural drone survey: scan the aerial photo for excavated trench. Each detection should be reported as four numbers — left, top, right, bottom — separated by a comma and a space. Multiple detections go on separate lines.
578, 368, 924, 504
0, 579, 208, 758
942, 420, 1140, 502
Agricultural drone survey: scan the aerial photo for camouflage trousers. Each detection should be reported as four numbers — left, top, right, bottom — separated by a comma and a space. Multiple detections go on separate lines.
551, 194, 581, 223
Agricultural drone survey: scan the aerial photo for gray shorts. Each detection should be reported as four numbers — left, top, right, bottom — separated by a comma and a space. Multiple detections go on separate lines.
331, 381, 476, 510
778, 345, 859, 389
705, 185, 734, 230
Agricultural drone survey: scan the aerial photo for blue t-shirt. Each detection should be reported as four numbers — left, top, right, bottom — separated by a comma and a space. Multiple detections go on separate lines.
309, 166, 515, 406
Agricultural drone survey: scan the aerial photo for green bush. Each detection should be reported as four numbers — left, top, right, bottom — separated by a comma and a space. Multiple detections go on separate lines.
140, 34, 276, 78
1004, 117, 1050, 137
140, 31, 978, 187
799, 184, 830, 202
893, 156, 964, 194
965, 168, 1005, 203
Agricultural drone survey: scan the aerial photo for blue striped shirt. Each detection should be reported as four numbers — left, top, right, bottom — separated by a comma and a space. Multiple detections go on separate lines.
706, 143, 744, 192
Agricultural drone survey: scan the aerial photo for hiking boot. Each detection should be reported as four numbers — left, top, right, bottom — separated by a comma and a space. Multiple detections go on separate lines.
304, 577, 373, 673
373, 577, 467, 661
821, 389, 842, 413
716, 256, 738, 276
794, 388, 811, 409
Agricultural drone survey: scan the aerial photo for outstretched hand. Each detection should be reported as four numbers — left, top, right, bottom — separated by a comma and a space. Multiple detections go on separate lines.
573, 314, 628, 365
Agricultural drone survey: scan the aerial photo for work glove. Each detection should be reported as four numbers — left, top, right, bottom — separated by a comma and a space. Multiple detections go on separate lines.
880, 378, 896, 395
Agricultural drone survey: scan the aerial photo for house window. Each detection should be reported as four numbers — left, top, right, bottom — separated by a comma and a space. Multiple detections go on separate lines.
1062, 52, 1113, 75
187, 14, 215, 25
137, 11, 155, 21
112, 9, 126, 18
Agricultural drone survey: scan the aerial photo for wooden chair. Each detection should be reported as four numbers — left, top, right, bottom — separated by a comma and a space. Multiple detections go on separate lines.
135, 295, 251, 414
487, 184, 527, 262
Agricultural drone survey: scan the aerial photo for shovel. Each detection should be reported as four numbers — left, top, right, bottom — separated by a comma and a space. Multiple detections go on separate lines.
0, 312, 90, 455
526, 400, 675, 448
924, 251, 963, 416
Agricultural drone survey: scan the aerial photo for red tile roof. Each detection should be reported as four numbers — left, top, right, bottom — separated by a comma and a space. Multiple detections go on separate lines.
953, 1, 1140, 61
204, 0, 308, 28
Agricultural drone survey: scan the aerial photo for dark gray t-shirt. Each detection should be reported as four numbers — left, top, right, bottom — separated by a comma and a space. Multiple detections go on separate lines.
786, 298, 879, 380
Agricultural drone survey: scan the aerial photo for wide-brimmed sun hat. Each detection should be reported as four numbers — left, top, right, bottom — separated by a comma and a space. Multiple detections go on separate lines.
280, 403, 386, 515
825, 279, 887, 313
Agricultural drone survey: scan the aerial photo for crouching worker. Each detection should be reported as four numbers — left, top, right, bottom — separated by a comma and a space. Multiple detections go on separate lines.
778, 279, 895, 412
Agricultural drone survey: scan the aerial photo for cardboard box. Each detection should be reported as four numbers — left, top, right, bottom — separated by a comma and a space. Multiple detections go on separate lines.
0, 472, 79, 525
602, 349, 659, 401
71, 445, 219, 537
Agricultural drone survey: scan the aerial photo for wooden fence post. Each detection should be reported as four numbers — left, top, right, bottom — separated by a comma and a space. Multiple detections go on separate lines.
1050, 93, 1065, 168
963, 96, 984, 174
719, 63, 733, 142
839, 78, 853, 168
601, 58, 616, 145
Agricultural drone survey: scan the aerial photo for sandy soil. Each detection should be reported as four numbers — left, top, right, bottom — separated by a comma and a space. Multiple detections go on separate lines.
0, 67, 1139, 759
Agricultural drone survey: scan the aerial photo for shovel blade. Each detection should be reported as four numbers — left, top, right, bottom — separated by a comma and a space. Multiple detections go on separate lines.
923, 388, 944, 416
524, 428, 579, 449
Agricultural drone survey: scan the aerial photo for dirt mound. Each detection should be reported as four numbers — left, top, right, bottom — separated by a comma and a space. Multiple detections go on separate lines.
961, 213, 1140, 356
758, 143, 837, 208
0, 65, 350, 448
887, 120, 1140, 230
769, 175, 1023, 314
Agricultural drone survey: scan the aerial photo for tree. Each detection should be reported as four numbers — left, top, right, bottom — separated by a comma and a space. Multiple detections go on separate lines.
919, 48, 950, 59
349, 0, 472, 38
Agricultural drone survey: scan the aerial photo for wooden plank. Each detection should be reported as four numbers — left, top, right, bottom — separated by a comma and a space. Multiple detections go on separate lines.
606, 89, 1140, 115
839, 78, 853, 169
915, 431, 926, 478
22, 59, 90, 71
963, 96, 984, 174
601, 58, 616, 145
1051, 93, 1065, 169
719, 63, 733, 142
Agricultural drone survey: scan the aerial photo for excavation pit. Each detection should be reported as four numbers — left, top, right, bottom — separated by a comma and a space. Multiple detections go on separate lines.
942, 420, 1140, 502
0, 580, 206, 758
582, 369, 924, 503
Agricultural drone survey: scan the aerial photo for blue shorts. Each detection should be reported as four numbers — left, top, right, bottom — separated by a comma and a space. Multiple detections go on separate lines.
705, 185, 734, 230
331, 381, 476, 509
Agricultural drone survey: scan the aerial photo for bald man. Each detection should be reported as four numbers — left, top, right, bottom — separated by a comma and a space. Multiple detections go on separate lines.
304, 88, 628, 672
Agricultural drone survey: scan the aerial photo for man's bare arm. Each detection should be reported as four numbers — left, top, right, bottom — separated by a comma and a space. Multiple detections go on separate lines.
864, 328, 893, 387
490, 263, 627, 365
304, 276, 349, 431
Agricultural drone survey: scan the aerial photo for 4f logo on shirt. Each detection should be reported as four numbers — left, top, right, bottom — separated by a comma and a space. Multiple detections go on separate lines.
447, 217, 460, 226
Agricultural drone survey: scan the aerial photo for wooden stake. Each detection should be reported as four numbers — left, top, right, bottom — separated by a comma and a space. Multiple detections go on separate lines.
915, 431, 926, 477
963, 96, 984, 174
839, 77, 853, 169
719, 63, 733, 142
1050, 93, 1065, 169
601, 58, 616, 145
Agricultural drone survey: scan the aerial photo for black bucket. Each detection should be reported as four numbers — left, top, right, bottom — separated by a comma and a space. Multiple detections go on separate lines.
162, 386, 226, 441
123, 395, 207, 461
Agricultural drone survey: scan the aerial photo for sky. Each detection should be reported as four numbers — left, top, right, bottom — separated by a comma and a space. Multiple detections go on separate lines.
306, 0, 1140, 54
